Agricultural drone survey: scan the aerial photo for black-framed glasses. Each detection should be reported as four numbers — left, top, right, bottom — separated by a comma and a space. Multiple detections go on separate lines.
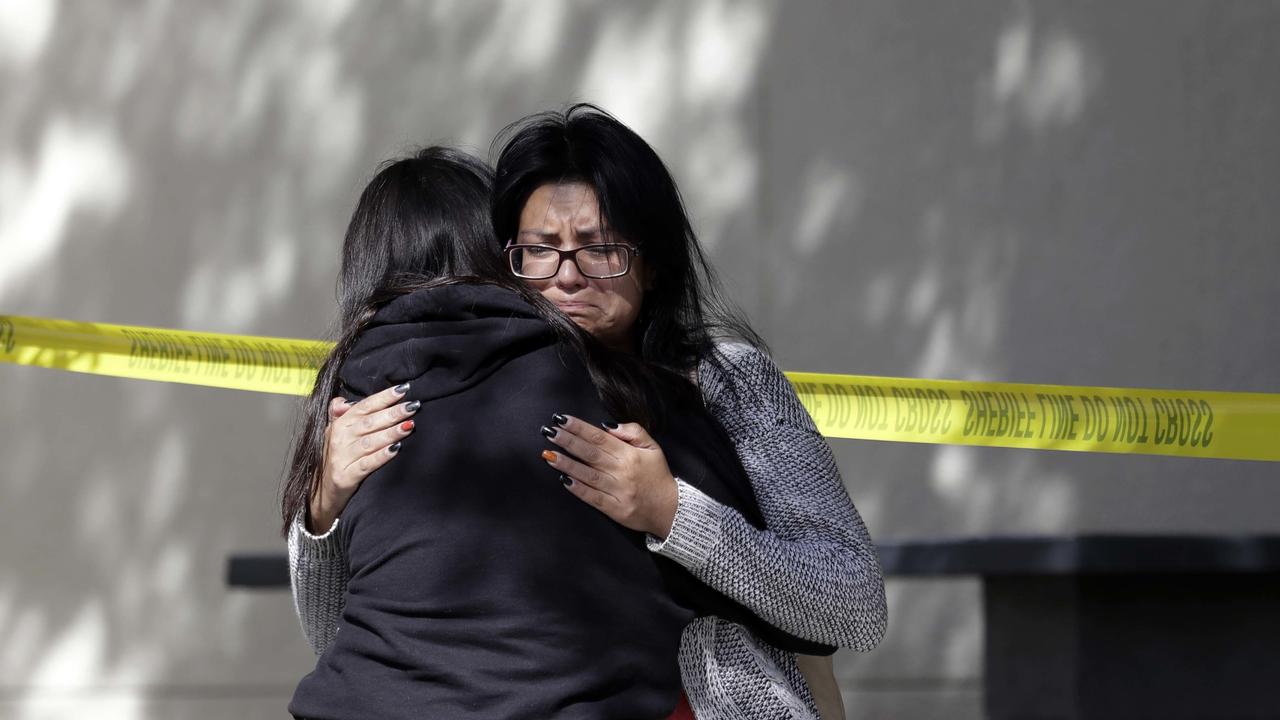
505, 243, 641, 280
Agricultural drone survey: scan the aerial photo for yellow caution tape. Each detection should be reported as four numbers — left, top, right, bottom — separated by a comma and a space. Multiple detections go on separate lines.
788, 374, 1279, 462
3, 314, 1277, 461
0, 314, 330, 396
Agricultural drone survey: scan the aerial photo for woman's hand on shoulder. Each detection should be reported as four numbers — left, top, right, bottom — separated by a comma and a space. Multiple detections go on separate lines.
539, 414, 679, 539
307, 383, 419, 534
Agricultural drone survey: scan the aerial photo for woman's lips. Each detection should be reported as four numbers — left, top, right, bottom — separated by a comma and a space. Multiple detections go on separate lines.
556, 301, 594, 313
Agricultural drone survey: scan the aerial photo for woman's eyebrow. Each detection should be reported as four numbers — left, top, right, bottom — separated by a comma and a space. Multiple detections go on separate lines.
515, 227, 605, 243
517, 229, 561, 241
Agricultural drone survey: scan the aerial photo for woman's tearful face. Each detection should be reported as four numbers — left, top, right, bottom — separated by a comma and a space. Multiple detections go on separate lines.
514, 182, 649, 352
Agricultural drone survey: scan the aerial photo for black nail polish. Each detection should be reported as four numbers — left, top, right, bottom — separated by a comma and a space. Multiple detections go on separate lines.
560, 474, 573, 487
405, 400, 421, 413
601, 420, 619, 430
552, 413, 568, 426
389, 442, 401, 454
394, 382, 410, 394
540, 425, 557, 439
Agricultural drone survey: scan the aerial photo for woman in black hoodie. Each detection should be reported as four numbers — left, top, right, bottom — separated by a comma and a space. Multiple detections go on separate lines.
282, 148, 824, 720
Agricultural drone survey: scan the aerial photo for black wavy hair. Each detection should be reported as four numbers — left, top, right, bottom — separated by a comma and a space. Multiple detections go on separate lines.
491, 103, 766, 377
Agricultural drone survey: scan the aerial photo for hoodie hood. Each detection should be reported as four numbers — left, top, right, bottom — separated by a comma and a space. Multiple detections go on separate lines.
339, 283, 558, 403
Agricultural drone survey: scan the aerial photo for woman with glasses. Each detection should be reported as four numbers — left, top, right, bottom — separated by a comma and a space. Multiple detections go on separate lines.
293, 106, 886, 719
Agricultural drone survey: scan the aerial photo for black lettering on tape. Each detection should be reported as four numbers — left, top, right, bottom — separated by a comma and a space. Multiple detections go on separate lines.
976, 391, 989, 436
913, 388, 930, 434
1046, 395, 1061, 439
1189, 399, 1204, 447
1011, 392, 1025, 437
994, 392, 1008, 437
0, 319, 14, 353
230, 339, 256, 381
1157, 397, 1167, 443
1037, 394, 1049, 439
206, 337, 231, 377
1175, 399, 1192, 446
937, 389, 953, 434
121, 330, 143, 368
1081, 396, 1097, 440
1110, 397, 1124, 442
1010, 393, 1023, 437
140, 332, 161, 371
796, 383, 820, 417
1095, 394, 1105, 440
931, 386, 952, 430
1199, 400, 1214, 446
285, 347, 310, 385
1058, 395, 1072, 439
173, 336, 193, 373
160, 334, 177, 370
189, 336, 212, 375
1164, 398, 1180, 446
1022, 393, 1037, 438
851, 386, 866, 429
1066, 395, 1079, 440
1136, 397, 1150, 443
1120, 397, 1139, 443
252, 342, 274, 382
962, 391, 976, 435
822, 384, 843, 429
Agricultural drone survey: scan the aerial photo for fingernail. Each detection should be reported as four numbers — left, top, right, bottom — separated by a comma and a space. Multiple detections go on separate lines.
540, 425, 557, 439
405, 400, 421, 413
552, 413, 568, 426
389, 441, 402, 454
542, 450, 558, 462
560, 474, 573, 487
394, 382, 410, 395
601, 420, 619, 430
400, 420, 415, 432
343, 398, 355, 405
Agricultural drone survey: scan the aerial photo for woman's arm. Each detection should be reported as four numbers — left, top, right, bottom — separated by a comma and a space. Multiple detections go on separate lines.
288, 387, 414, 653
288, 511, 349, 655
648, 343, 888, 651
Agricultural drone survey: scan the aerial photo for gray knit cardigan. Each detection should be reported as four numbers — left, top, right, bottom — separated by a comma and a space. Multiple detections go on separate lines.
288, 343, 887, 719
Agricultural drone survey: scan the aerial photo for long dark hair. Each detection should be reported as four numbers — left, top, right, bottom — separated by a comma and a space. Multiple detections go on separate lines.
491, 103, 766, 377
279, 147, 663, 534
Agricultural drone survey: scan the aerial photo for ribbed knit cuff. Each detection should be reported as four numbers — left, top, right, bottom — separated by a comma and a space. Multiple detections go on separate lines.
290, 511, 345, 561
646, 478, 725, 572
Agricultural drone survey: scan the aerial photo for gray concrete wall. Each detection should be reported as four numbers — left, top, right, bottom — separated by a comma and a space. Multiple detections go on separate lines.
1, 1, 1276, 718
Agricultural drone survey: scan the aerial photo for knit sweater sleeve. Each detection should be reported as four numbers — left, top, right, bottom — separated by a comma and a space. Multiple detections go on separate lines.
646, 343, 888, 651
287, 511, 349, 656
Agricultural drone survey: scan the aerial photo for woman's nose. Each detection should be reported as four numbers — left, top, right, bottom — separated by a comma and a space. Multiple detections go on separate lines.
554, 254, 588, 289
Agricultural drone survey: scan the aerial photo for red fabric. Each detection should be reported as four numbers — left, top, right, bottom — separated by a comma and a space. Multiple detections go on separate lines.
665, 691, 695, 720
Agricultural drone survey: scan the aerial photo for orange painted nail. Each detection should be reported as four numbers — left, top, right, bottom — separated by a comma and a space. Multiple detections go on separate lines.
542, 450, 558, 462
400, 420, 415, 432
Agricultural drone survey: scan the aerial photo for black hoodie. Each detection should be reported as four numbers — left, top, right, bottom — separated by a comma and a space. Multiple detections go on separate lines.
289, 284, 824, 720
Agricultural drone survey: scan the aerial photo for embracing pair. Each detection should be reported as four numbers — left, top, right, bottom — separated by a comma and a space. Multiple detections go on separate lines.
282, 105, 886, 720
